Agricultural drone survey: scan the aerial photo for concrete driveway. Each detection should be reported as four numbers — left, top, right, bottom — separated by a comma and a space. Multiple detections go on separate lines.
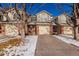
35, 35, 79, 56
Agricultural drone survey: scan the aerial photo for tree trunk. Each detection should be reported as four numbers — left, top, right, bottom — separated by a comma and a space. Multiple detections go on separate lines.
73, 27, 77, 39
21, 25, 25, 41
22, 3, 27, 35
18, 22, 25, 43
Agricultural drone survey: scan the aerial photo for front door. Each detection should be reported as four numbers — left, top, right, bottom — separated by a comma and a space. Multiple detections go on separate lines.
53, 26, 58, 34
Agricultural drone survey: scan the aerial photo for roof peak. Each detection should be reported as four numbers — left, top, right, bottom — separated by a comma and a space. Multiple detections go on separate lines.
36, 10, 53, 16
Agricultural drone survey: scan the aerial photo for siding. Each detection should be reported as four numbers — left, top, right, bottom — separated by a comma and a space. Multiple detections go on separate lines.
37, 11, 51, 22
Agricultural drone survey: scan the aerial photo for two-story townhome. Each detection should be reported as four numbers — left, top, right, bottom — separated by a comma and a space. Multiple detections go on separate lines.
36, 10, 53, 35
0, 7, 22, 36
57, 13, 73, 35
27, 10, 57, 35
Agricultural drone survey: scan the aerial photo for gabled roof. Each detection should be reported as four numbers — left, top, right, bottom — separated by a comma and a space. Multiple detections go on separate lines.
36, 10, 52, 16
58, 12, 71, 18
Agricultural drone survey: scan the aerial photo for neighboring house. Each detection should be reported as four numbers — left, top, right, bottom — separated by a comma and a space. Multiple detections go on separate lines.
57, 13, 73, 35
27, 15, 37, 35
0, 8, 21, 36
36, 10, 53, 35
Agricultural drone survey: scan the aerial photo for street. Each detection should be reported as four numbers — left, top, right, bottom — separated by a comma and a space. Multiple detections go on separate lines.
35, 35, 79, 56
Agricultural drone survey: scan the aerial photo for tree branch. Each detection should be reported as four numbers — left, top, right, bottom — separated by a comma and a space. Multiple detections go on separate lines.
66, 19, 74, 27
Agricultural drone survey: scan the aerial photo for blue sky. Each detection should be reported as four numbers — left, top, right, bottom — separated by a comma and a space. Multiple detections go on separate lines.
0, 3, 73, 16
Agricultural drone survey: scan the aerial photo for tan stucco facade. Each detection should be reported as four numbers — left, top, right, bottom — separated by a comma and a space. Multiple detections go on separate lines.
36, 10, 52, 35
57, 13, 73, 35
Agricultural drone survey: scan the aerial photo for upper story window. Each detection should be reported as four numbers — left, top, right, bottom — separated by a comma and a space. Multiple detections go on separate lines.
36, 11, 52, 22
31, 17, 36, 22
38, 13, 50, 22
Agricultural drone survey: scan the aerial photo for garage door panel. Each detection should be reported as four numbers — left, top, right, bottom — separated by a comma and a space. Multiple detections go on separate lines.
63, 27, 73, 34
39, 26, 50, 34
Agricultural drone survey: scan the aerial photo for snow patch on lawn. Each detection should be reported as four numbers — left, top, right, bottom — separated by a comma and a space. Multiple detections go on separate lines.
0, 35, 20, 43
60, 34, 73, 38
53, 35, 79, 47
1, 35, 38, 56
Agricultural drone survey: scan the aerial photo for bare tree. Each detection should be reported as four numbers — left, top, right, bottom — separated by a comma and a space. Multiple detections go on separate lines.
20, 3, 28, 40
54, 3, 79, 39
66, 4, 79, 39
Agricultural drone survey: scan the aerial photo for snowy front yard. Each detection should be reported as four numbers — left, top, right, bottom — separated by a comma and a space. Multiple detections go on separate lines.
0, 35, 38, 56
53, 35, 79, 47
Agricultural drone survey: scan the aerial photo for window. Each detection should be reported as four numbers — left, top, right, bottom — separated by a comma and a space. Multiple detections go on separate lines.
40, 13, 48, 22
31, 16, 36, 22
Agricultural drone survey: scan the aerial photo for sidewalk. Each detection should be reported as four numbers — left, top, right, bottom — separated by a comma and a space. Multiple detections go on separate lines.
53, 35, 79, 47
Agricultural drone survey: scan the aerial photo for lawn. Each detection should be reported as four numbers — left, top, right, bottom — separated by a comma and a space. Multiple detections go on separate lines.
0, 37, 24, 56
0, 35, 38, 56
